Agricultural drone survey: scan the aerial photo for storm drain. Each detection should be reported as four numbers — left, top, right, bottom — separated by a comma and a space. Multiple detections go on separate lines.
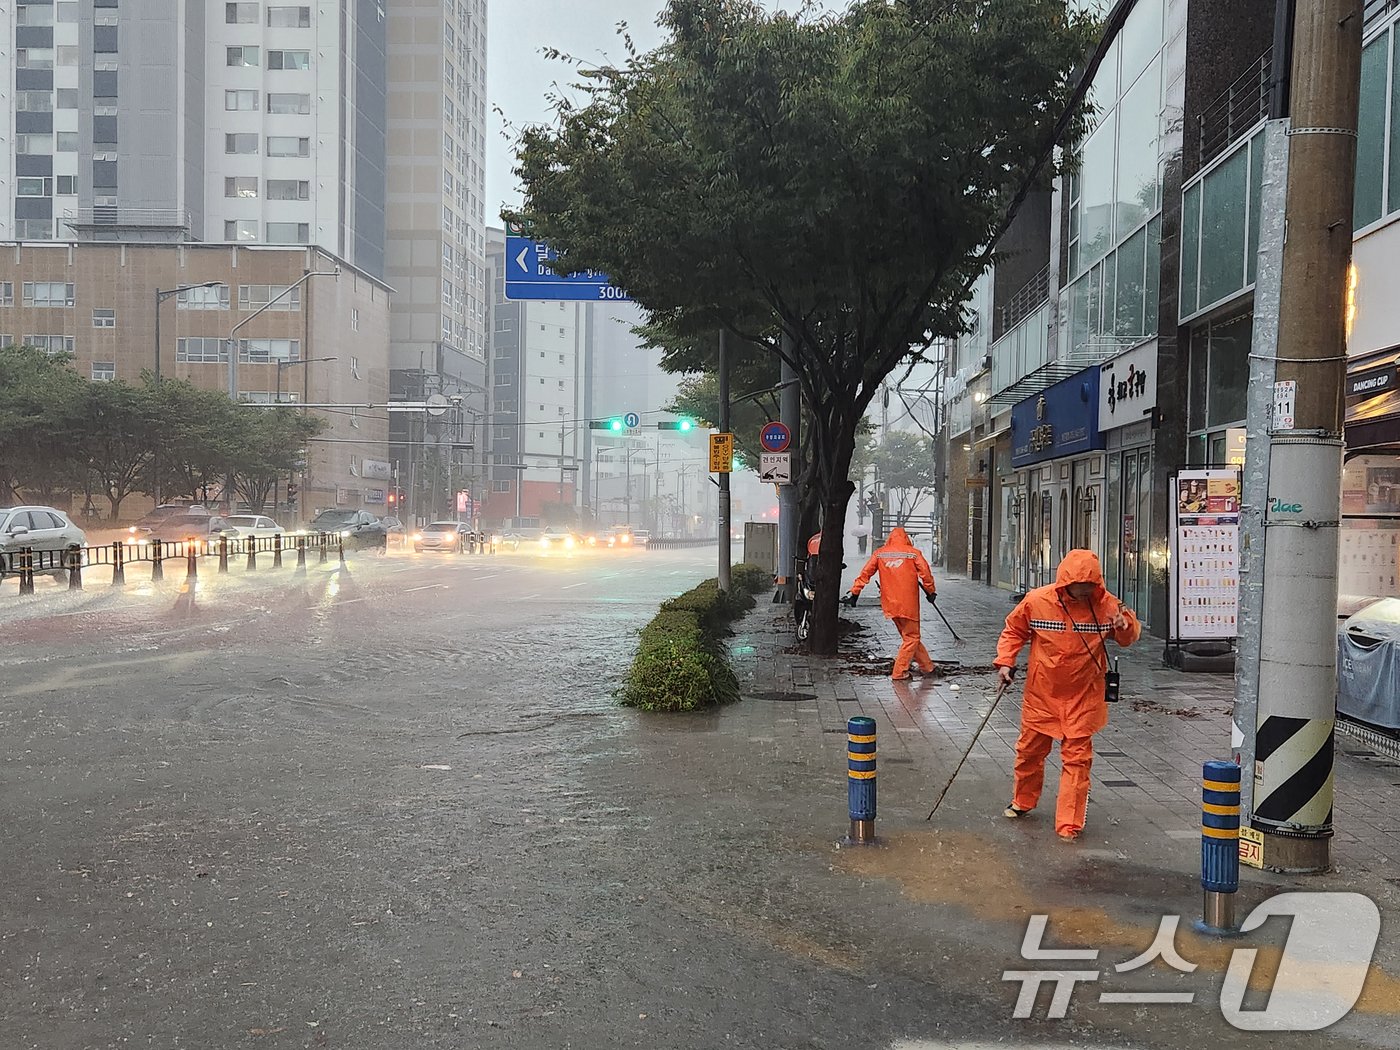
1100, 779, 1139, 788
751, 691, 818, 702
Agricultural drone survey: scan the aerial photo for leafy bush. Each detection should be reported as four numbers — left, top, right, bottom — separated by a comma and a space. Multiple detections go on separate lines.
619, 566, 770, 712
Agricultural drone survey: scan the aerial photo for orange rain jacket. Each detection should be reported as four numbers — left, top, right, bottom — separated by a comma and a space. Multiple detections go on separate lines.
850, 527, 935, 620
995, 549, 1141, 739
807, 533, 822, 557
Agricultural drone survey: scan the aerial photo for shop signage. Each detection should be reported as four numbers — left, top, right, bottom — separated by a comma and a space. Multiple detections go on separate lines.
1097, 342, 1158, 431
1011, 368, 1104, 469
1347, 363, 1398, 400
364, 488, 386, 505
362, 458, 393, 481
1168, 469, 1241, 643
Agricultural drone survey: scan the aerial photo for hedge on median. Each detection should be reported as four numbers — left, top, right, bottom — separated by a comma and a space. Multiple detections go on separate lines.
619, 563, 771, 712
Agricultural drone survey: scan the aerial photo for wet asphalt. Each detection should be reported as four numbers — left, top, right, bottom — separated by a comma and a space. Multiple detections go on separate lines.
0, 547, 1394, 1050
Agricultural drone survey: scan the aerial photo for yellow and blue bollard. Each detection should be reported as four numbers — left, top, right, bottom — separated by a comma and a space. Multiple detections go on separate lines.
847, 716, 877, 844
1198, 759, 1241, 935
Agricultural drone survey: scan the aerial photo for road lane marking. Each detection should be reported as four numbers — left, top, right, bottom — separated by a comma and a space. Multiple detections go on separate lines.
311, 597, 367, 608
472, 574, 499, 581
561, 582, 588, 590
518, 593, 540, 599
405, 584, 448, 593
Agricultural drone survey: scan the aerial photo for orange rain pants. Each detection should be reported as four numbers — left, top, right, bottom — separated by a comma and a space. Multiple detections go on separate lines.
1012, 727, 1094, 836
892, 616, 934, 678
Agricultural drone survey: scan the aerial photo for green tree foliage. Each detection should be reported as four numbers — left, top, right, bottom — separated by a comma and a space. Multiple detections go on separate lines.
512, 0, 1097, 652
0, 346, 325, 519
873, 430, 938, 519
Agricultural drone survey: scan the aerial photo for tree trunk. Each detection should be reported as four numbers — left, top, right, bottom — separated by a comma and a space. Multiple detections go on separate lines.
108, 493, 123, 519
809, 479, 855, 655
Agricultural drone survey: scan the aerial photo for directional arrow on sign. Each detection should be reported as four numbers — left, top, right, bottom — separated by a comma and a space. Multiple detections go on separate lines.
515, 245, 530, 273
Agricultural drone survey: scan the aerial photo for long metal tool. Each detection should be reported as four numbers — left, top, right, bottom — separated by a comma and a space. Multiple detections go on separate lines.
926, 677, 1012, 820
929, 599, 968, 649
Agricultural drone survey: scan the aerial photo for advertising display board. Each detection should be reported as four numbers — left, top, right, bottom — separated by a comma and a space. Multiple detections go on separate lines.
1169, 469, 1241, 641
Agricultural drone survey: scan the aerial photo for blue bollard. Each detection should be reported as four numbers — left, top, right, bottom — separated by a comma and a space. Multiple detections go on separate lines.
847, 716, 877, 844
1198, 759, 1241, 935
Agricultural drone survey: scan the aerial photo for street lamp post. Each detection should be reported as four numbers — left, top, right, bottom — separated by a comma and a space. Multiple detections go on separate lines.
154, 281, 222, 382
276, 356, 338, 404
224, 267, 339, 400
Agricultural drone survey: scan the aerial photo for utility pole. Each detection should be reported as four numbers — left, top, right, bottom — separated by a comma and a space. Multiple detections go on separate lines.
718, 328, 732, 593
1238, 0, 1361, 873
775, 332, 800, 598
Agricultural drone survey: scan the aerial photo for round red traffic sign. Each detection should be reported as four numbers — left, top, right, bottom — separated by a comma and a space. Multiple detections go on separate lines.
759, 421, 791, 453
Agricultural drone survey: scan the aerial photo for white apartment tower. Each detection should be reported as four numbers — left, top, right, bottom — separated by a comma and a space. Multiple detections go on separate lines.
0, 0, 388, 278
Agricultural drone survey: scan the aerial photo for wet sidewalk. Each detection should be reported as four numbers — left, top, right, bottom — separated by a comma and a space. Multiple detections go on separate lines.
732, 571, 1400, 878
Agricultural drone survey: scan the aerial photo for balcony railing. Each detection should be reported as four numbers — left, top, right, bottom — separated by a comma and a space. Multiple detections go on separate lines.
998, 264, 1049, 339
62, 208, 192, 237
1196, 49, 1272, 170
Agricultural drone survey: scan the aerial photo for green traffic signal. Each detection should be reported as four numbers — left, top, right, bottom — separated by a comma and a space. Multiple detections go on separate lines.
610, 417, 625, 432
657, 418, 696, 431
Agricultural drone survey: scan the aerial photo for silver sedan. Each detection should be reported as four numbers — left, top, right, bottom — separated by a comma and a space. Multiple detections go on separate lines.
0, 505, 87, 578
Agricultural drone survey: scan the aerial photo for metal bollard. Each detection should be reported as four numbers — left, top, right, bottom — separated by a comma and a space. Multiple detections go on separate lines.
273, 532, 283, 569
319, 534, 328, 563
1198, 759, 1242, 935
218, 535, 229, 574
67, 546, 83, 591
112, 540, 125, 587
296, 535, 307, 573
185, 542, 198, 581
18, 547, 35, 595
246, 536, 258, 572
151, 539, 164, 582
338, 535, 346, 567
846, 716, 877, 844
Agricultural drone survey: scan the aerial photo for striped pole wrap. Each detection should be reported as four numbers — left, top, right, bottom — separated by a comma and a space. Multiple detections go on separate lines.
847, 716, 877, 845
1199, 760, 1241, 935
1253, 715, 1335, 834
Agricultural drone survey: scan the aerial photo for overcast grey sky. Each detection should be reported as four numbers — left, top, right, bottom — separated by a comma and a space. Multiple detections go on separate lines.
485, 0, 816, 223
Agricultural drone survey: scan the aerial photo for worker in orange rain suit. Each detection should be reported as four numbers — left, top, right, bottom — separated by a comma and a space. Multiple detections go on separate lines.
994, 549, 1141, 841
841, 527, 937, 681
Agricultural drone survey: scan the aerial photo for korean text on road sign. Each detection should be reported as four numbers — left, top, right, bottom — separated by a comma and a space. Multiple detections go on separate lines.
709, 433, 734, 473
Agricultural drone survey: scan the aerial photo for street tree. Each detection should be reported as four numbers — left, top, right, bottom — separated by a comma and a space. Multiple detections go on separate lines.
874, 430, 939, 520
81, 379, 157, 519
512, 0, 1096, 651
230, 409, 324, 514
0, 346, 88, 503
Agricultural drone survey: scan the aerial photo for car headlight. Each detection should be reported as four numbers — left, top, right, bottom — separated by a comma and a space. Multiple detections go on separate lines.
621, 534, 631, 544
411, 533, 422, 542
491, 534, 502, 545
340, 530, 352, 538
564, 536, 576, 549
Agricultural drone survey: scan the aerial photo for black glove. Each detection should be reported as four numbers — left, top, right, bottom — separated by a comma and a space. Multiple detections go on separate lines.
925, 590, 937, 606
841, 591, 858, 607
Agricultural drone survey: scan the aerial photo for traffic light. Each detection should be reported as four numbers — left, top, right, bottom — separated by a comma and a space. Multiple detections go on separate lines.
286, 482, 298, 508
657, 418, 695, 431
387, 490, 397, 507
588, 417, 626, 431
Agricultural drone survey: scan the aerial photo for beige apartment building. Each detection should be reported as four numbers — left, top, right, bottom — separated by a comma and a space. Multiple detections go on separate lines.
0, 241, 392, 520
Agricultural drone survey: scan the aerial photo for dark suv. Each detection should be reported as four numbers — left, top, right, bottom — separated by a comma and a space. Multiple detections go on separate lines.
309, 509, 387, 550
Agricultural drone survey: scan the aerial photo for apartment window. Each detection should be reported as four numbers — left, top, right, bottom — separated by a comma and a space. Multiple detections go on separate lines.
15, 219, 53, 240
56, 176, 76, 196
17, 4, 55, 24
177, 285, 229, 310
17, 178, 52, 197
227, 46, 260, 67
225, 90, 259, 112
267, 179, 310, 201
267, 93, 310, 115
350, 310, 359, 333
239, 285, 300, 311
92, 308, 116, 329
23, 283, 75, 308
91, 361, 115, 382
238, 338, 300, 363
18, 49, 55, 70
226, 3, 259, 23
56, 89, 79, 110
266, 222, 309, 244
16, 135, 53, 155
176, 337, 227, 363
226, 133, 258, 155
0, 284, 12, 307
56, 3, 79, 23
56, 132, 78, 152
267, 136, 310, 157
225, 177, 259, 199
267, 6, 311, 27
492, 480, 511, 493
17, 92, 53, 113
24, 335, 75, 355
350, 356, 361, 381
267, 50, 310, 70
225, 219, 258, 242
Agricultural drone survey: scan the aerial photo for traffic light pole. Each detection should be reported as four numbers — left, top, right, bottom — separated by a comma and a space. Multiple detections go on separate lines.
718, 328, 732, 593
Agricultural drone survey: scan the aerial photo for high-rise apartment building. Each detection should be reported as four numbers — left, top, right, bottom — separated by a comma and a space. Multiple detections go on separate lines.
0, 0, 388, 278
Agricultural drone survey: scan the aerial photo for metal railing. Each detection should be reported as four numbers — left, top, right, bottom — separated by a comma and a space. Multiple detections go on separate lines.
998, 264, 1050, 338
1197, 49, 1272, 170
62, 207, 192, 229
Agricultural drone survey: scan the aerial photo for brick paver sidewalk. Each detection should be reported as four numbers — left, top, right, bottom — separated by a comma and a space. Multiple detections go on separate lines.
731, 571, 1400, 878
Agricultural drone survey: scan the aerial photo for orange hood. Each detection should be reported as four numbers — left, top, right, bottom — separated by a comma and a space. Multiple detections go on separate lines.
1054, 549, 1105, 592
884, 526, 915, 550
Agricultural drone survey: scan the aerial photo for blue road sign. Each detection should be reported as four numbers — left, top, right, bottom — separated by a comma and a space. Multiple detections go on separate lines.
760, 421, 792, 453
624, 412, 641, 429
504, 236, 632, 302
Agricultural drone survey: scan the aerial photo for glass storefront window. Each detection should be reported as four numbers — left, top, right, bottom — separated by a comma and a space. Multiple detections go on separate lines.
1207, 314, 1252, 427
1198, 147, 1250, 308
1105, 453, 1123, 594
1144, 214, 1161, 334
1188, 327, 1208, 431
1115, 57, 1162, 240
1356, 33, 1389, 229
1079, 113, 1118, 272
1181, 183, 1201, 317
1114, 225, 1147, 337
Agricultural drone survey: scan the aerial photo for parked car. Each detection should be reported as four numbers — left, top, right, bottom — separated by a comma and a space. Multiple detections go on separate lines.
0, 506, 86, 579
309, 509, 387, 550
217, 514, 285, 540
136, 510, 234, 547
413, 521, 472, 553
632, 529, 651, 546
128, 504, 211, 538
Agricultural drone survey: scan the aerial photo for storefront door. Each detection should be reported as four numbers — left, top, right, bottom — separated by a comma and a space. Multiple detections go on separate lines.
1118, 448, 1153, 618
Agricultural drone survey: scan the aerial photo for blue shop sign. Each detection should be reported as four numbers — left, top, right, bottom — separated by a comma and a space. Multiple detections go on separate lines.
1010, 368, 1104, 469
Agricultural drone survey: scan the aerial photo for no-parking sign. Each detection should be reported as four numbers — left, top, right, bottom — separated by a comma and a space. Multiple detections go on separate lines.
759, 421, 791, 453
